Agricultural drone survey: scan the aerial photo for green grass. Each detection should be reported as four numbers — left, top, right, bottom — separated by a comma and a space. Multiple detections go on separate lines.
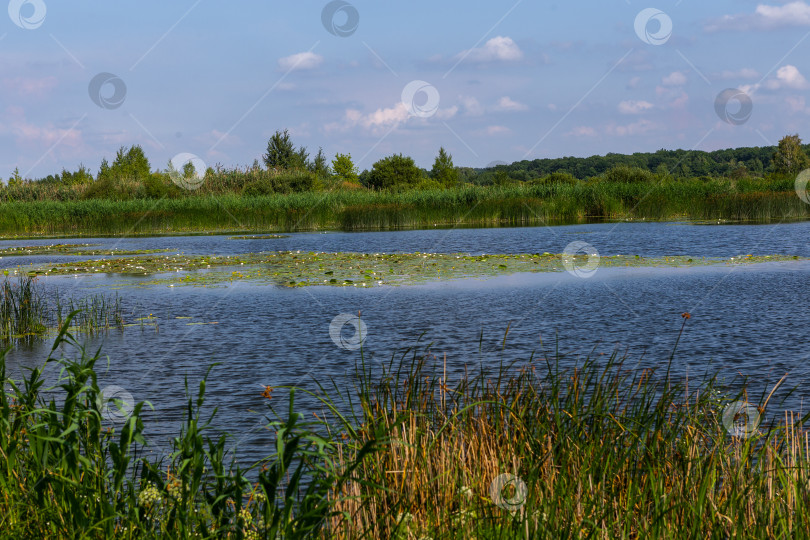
2, 317, 810, 538
0, 276, 125, 343
0, 179, 807, 237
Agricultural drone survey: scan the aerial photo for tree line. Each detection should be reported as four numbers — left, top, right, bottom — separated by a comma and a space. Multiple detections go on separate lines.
2, 131, 809, 198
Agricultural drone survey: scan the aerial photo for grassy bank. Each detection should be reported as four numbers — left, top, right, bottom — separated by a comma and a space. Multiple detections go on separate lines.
2, 318, 810, 538
0, 179, 808, 236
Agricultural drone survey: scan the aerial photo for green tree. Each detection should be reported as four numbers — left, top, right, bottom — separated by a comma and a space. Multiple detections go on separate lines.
430, 147, 459, 188
8, 167, 23, 188
182, 161, 197, 179
365, 154, 422, 190
331, 153, 359, 184
264, 129, 310, 171
311, 147, 330, 178
61, 165, 93, 186
99, 146, 151, 182
772, 134, 810, 176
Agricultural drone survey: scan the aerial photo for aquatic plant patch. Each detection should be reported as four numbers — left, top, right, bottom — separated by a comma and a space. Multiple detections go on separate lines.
0, 244, 171, 257
16, 251, 808, 288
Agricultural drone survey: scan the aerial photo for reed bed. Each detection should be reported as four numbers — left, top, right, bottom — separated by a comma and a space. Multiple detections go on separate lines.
0, 180, 807, 236
319, 340, 810, 538
2, 316, 809, 538
0, 276, 124, 343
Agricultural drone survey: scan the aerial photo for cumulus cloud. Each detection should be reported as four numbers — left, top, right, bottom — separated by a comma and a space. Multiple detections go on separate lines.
459, 36, 523, 63
618, 100, 654, 114
706, 1, 810, 31
765, 65, 810, 89
324, 103, 410, 134
277, 51, 323, 71
495, 96, 528, 112
662, 71, 687, 86
741, 65, 810, 95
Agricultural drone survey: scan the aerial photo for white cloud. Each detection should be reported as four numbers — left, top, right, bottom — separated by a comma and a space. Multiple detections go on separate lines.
618, 100, 654, 114
607, 119, 658, 137
755, 1, 810, 26
460, 95, 484, 116
765, 65, 810, 89
484, 125, 511, 136
436, 106, 459, 120
324, 103, 410, 134
277, 51, 323, 71
662, 71, 687, 86
495, 96, 528, 112
706, 1, 810, 31
460, 36, 523, 63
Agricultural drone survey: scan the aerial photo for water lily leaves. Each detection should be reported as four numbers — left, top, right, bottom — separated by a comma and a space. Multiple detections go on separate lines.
24, 250, 809, 289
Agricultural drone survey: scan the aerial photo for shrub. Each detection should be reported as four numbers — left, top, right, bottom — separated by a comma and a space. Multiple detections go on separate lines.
365, 154, 422, 190
602, 165, 656, 183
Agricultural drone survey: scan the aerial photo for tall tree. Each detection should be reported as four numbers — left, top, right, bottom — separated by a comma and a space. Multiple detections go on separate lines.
99, 146, 151, 182
263, 129, 297, 170
8, 167, 23, 187
311, 147, 330, 178
331, 153, 359, 183
772, 134, 810, 176
430, 147, 459, 188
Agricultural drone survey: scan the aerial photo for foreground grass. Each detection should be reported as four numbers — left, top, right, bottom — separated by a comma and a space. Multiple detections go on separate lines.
0, 180, 808, 236
1, 316, 810, 538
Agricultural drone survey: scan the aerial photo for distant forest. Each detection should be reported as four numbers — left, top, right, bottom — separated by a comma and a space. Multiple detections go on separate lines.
463, 143, 810, 184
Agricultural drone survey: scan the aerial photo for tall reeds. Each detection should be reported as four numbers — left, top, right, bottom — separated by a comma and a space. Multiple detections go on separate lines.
0, 180, 806, 236
0, 276, 124, 343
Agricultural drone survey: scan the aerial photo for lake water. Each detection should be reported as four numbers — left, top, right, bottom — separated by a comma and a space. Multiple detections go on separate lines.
3, 221, 810, 466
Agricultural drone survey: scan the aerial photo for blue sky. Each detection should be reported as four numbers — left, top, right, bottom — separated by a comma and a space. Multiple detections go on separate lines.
2, 0, 810, 179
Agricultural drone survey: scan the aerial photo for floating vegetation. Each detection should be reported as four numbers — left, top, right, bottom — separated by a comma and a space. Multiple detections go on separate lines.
1, 276, 129, 344
0, 244, 171, 257
228, 234, 289, 240
19, 250, 810, 289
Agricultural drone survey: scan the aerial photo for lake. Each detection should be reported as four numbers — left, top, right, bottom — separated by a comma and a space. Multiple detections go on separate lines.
3, 220, 810, 466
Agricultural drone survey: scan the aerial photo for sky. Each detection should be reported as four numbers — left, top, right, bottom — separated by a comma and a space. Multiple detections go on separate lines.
2, 0, 810, 179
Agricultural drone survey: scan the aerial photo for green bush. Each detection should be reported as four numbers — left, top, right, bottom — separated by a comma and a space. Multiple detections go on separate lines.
531, 171, 579, 185
143, 173, 181, 199
242, 171, 319, 196
601, 165, 657, 183
365, 154, 422, 190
